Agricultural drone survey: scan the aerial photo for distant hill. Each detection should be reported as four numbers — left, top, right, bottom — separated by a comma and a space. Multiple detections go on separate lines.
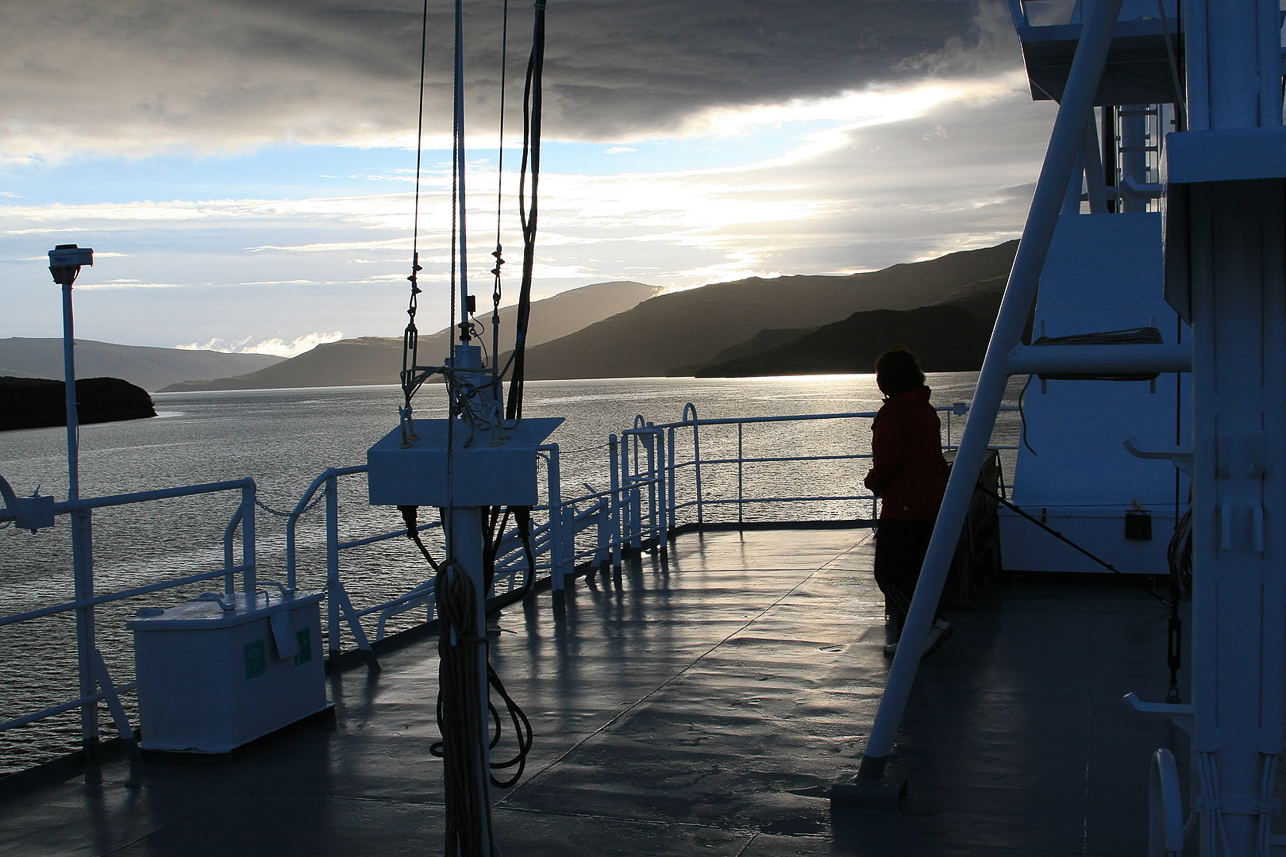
694, 306, 995, 377
160, 281, 662, 392
0, 338, 283, 392
0, 376, 156, 431
517, 241, 1019, 379
692, 275, 1021, 377
161, 336, 405, 392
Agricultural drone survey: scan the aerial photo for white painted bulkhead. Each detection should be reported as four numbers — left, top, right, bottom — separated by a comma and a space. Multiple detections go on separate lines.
999, 212, 1191, 575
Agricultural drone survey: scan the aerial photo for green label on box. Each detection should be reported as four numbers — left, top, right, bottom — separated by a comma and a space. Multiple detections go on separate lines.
244, 639, 266, 679
294, 629, 312, 666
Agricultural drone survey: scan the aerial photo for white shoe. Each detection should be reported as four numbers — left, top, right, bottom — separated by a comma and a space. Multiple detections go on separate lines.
922, 620, 953, 658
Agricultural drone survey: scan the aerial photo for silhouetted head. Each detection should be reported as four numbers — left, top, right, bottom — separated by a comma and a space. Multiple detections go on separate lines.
875, 347, 925, 399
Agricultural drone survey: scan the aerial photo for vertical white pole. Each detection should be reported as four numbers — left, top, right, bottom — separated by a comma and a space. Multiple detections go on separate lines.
1181, 2, 1283, 851
448, 504, 491, 854
60, 276, 99, 758
453, 0, 469, 342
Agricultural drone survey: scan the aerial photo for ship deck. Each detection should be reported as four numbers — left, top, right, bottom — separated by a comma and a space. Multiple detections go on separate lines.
0, 527, 1189, 856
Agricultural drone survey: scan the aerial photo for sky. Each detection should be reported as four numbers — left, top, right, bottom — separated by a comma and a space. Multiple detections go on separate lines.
0, 0, 1059, 356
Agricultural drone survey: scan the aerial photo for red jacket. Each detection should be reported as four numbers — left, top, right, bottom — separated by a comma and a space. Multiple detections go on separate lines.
863, 386, 948, 521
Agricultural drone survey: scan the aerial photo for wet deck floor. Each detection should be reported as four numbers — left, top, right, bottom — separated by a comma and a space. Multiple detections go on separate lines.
1, 527, 1189, 856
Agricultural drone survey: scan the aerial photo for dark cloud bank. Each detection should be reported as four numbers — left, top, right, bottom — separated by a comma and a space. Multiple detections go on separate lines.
2, 0, 1018, 153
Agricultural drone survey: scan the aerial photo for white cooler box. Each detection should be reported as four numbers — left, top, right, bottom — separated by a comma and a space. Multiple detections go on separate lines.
128, 589, 330, 753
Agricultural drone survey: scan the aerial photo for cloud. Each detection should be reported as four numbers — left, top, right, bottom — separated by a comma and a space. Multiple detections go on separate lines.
0, 0, 1017, 160
176, 331, 344, 357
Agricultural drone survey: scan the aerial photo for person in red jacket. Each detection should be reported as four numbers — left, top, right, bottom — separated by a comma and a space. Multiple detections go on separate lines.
863, 347, 952, 657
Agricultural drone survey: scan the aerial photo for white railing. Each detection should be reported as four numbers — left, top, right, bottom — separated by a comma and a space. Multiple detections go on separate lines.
0, 402, 1011, 770
0, 477, 257, 762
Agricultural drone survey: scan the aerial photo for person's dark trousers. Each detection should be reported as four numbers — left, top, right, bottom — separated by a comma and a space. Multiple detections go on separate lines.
873, 519, 935, 639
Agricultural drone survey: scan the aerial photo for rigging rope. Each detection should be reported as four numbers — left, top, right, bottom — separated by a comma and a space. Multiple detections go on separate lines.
398, 0, 433, 442
450, 0, 466, 347
503, 0, 547, 422
491, 0, 511, 401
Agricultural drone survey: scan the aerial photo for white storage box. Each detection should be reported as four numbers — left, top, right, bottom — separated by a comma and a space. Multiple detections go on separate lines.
128, 590, 329, 753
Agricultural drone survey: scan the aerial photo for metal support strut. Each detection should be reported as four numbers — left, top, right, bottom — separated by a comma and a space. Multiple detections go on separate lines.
847, 0, 1126, 787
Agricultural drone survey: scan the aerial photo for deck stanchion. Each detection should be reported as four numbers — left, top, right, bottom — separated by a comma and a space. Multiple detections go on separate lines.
656, 428, 668, 550
609, 434, 622, 569
325, 474, 339, 599
223, 506, 241, 596
561, 505, 576, 581
843, 0, 1124, 795
596, 500, 609, 566
242, 483, 257, 598
546, 446, 565, 591
737, 423, 744, 525
683, 404, 704, 527
631, 487, 642, 550
644, 423, 657, 542
667, 426, 677, 531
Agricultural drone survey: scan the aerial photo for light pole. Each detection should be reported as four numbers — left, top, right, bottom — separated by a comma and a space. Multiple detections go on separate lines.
47, 243, 99, 760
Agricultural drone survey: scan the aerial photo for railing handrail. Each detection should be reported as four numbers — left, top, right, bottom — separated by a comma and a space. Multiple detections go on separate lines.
1, 398, 1018, 771
0, 476, 258, 759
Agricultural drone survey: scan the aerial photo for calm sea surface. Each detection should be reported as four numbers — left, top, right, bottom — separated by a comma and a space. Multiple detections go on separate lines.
0, 373, 1019, 773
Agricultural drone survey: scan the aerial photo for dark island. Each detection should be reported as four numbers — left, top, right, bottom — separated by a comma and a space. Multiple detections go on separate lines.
0, 377, 157, 431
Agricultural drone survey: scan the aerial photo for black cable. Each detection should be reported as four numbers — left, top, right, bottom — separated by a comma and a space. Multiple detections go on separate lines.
978, 485, 1170, 606
487, 662, 533, 787
399, 505, 441, 572
491, 0, 511, 401
504, 0, 547, 422
1017, 374, 1037, 457
400, 0, 431, 426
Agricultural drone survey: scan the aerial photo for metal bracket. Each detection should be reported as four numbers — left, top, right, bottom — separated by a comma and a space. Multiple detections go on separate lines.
1122, 437, 1193, 476
1125, 692, 1195, 716
1124, 692, 1194, 735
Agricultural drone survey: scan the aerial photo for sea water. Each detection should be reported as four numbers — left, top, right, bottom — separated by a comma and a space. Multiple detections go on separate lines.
0, 373, 1018, 773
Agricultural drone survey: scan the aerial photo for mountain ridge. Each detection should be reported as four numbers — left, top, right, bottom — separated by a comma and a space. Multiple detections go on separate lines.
160, 280, 662, 392
0, 338, 283, 392
518, 241, 1018, 379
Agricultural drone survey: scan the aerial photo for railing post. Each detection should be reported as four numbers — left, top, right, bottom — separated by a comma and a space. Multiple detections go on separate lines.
656, 428, 668, 550
561, 504, 576, 582
737, 422, 745, 525
596, 500, 609, 566
643, 424, 657, 542
326, 472, 340, 626
223, 502, 241, 596
544, 445, 563, 591
548, 509, 564, 592
631, 487, 642, 549
609, 434, 622, 570
667, 425, 677, 530
242, 483, 256, 598
683, 403, 703, 527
